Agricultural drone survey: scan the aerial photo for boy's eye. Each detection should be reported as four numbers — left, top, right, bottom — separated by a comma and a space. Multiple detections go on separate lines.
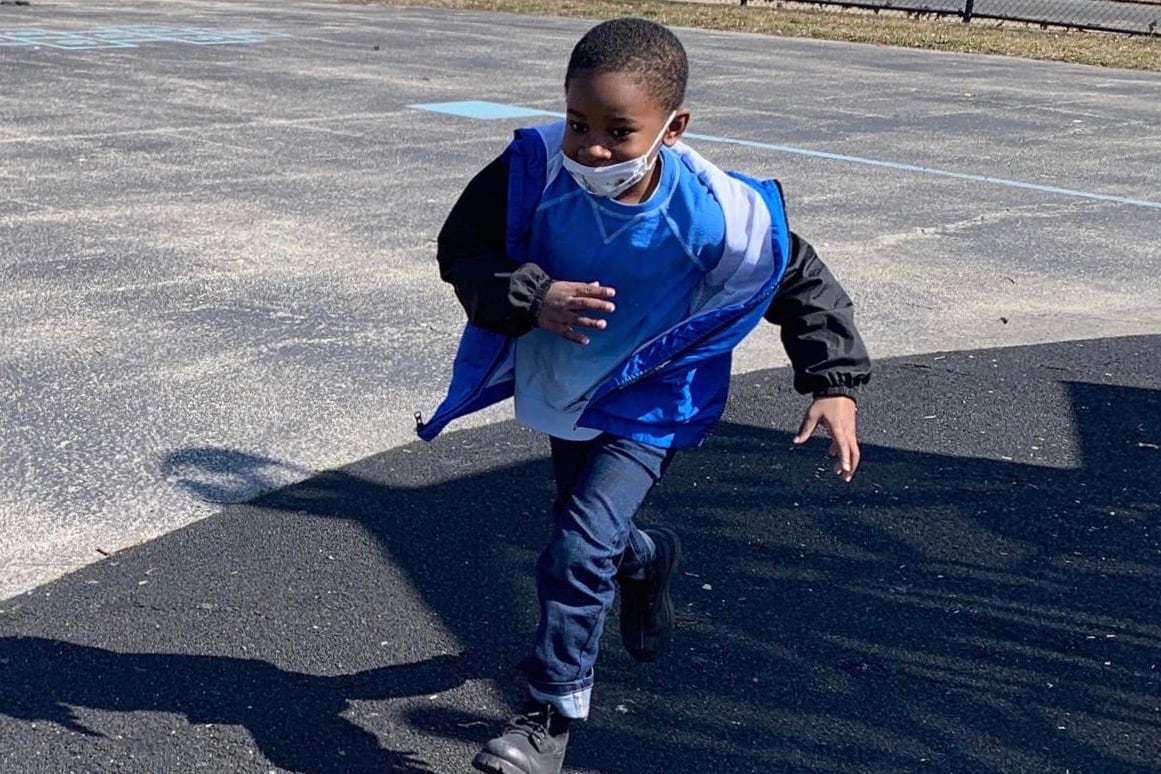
610, 127, 632, 140
567, 121, 588, 134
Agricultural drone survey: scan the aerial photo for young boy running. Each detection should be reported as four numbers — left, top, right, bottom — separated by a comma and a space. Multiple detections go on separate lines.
418, 17, 871, 774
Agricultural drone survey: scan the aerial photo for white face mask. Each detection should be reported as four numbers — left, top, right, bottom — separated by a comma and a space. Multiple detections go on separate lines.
561, 112, 676, 199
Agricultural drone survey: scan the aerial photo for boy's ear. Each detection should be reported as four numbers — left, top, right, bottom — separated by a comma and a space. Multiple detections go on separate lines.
664, 109, 692, 145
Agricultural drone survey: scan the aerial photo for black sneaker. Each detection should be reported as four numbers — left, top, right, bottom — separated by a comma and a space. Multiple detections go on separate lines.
619, 527, 681, 662
472, 700, 571, 774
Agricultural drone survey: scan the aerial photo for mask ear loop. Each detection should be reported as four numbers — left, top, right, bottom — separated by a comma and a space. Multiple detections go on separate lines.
646, 111, 678, 166
625, 110, 679, 195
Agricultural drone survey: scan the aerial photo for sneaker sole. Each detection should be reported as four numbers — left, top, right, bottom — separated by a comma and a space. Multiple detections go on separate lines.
472, 752, 524, 774
629, 527, 681, 662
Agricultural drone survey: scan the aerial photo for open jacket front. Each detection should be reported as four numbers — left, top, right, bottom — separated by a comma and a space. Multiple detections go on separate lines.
417, 121, 791, 448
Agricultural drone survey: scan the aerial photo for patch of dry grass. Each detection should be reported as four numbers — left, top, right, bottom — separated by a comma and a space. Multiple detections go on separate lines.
357, 0, 1161, 70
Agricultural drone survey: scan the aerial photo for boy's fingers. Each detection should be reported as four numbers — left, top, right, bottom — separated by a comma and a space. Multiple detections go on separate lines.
577, 283, 616, 298
793, 414, 818, 444
573, 316, 607, 330
570, 296, 616, 313
562, 327, 590, 345
539, 314, 588, 344
834, 439, 853, 480
841, 414, 861, 477
836, 434, 861, 481
795, 400, 861, 480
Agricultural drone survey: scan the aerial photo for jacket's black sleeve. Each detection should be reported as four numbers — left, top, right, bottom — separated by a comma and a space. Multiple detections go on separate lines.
765, 233, 872, 401
436, 154, 552, 337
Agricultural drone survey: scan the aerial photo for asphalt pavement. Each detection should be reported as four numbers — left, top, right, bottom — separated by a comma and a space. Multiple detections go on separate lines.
2, 336, 1159, 773
1, 1, 1159, 772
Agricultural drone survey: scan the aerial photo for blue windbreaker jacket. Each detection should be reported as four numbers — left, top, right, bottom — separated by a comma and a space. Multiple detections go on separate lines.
417, 121, 791, 448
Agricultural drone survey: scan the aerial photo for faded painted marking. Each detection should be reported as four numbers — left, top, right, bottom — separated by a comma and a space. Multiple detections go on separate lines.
0, 25, 288, 50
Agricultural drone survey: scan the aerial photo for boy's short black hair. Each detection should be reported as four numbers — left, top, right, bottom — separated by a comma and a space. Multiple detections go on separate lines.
565, 17, 688, 112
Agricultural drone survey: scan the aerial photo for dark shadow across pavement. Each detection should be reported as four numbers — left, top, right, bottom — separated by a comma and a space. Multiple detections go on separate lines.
1, 336, 1158, 773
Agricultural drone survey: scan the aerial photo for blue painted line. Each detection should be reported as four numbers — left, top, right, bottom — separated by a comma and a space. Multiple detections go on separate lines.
411, 100, 1161, 211
407, 101, 553, 120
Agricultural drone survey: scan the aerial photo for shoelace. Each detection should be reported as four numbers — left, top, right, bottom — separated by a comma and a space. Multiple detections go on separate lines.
507, 712, 552, 750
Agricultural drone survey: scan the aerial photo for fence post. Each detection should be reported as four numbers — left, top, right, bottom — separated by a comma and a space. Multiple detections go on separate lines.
963, 0, 975, 23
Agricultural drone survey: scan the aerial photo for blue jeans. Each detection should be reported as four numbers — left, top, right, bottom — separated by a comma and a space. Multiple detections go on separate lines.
524, 434, 678, 719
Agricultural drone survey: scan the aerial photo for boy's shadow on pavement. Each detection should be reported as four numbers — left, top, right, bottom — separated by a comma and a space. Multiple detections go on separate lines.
0, 638, 469, 773
1, 336, 1159, 772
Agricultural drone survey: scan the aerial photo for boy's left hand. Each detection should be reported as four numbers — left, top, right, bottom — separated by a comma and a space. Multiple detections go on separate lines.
793, 396, 860, 482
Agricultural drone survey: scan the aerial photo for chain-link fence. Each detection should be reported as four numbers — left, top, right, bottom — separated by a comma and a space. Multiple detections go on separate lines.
743, 0, 1161, 34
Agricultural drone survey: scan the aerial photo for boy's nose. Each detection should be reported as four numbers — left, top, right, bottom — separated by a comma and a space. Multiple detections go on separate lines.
581, 144, 613, 164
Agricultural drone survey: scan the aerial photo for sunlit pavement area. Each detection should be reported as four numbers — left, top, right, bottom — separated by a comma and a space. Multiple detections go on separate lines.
1, 1, 1159, 771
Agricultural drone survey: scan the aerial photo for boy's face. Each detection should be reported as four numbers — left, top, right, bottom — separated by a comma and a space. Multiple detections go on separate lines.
563, 69, 689, 171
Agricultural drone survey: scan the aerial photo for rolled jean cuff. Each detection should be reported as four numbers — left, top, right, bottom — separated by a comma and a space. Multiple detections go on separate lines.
528, 679, 592, 719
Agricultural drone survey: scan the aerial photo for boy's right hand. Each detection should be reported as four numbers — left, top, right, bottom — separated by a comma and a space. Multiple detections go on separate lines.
537, 281, 616, 345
